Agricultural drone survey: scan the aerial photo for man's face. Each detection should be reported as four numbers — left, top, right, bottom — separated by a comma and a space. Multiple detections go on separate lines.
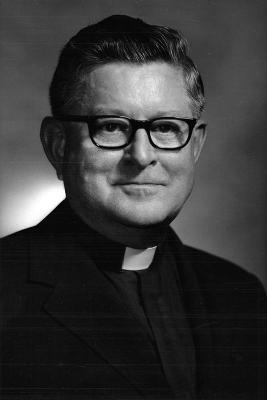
60, 62, 205, 229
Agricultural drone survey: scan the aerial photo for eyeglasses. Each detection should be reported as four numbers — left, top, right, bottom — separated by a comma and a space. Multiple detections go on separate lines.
55, 115, 197, 150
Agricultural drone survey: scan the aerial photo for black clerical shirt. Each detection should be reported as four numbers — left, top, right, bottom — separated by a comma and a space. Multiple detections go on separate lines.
77, 223, 196, 399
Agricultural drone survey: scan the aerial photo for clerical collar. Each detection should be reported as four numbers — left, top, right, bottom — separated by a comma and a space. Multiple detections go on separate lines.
80, 228, 157, 272
122, 246, 157, 271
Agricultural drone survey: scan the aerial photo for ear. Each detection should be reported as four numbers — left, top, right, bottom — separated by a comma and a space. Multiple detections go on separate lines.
40, 117, 66, 180
192, 119, 207, 163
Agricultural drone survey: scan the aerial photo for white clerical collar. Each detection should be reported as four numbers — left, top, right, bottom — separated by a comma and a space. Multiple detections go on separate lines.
121, 246, 157, 271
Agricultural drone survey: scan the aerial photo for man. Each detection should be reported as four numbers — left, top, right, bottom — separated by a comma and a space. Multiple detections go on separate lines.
0, 15, 266, 400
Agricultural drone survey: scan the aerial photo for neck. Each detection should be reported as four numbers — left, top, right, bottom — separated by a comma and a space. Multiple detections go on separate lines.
68, 199, 168, 249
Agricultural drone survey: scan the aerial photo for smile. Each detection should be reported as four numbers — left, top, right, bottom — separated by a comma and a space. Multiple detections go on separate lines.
117, 183, 164, 197
119, 183, 163, 186
115, 180, 166, 186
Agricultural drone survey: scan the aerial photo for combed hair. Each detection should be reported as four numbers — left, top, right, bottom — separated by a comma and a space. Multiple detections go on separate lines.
50, 15, 205, 117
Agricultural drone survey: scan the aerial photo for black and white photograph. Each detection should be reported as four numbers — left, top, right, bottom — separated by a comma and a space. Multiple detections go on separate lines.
0, 1, 266, 399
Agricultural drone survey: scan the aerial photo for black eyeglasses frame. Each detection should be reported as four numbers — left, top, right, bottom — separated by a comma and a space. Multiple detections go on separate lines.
55, 115, 198, 150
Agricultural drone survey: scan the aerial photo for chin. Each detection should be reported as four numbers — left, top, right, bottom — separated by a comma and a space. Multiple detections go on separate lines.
112, 206, 178, 229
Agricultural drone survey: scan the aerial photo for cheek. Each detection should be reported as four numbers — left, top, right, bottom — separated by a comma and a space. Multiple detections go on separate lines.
64, 143, 119, 188
164, 152, 195, 211
167, 149, 195, 186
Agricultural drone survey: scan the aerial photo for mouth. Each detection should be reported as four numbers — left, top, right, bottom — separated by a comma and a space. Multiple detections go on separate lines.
115, 181, 166, 186
114, 182, 165, 197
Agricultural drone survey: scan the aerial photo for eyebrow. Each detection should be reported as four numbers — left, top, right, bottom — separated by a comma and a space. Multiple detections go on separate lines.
152, 110, 191, 118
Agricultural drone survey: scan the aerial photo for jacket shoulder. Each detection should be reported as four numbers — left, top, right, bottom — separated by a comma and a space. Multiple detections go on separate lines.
183, 245, 257, 285
0, 226, 36, 261
0, 227, 37, 288
181, 244, 267, 312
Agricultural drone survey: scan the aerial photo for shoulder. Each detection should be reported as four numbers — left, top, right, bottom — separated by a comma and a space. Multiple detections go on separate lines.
168, 229, 258, 286
183, 244, 258, 286
0, 227, 37, 289
168, 228, 259, 285
167, 229, 267, 307
182, 244, 267, 314
0, 226, 35, 261
0, 222, 43, 255
0, 216, 57, 288
0, 200, 67, 261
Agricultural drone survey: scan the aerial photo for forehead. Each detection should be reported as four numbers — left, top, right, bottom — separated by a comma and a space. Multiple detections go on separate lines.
79, 62, 192, 117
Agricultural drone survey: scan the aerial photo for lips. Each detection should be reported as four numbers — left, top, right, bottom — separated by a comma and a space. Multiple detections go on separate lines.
116, 182, 164, 197
115, 181, 166, 186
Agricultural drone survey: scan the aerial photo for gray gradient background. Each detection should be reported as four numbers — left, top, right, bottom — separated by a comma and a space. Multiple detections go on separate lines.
0, 0, 266, 287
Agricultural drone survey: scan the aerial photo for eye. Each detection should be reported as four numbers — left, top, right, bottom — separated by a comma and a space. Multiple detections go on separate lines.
95, 119, 129, 133
157, 123, 178, 133
151, 121, 181, 134
103, 123, 121, 132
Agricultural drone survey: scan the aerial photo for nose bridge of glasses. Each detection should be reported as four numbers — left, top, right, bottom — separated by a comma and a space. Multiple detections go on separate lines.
131, 119, 151, 135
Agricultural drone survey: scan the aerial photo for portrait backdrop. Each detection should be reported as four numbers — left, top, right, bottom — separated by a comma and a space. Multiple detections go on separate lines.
0, 0, 266, 287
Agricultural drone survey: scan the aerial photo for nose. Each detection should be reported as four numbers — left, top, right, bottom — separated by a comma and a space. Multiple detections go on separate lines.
125, 128, 157, 168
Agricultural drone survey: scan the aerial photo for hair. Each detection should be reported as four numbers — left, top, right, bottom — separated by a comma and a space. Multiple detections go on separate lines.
49, 15, 205, 118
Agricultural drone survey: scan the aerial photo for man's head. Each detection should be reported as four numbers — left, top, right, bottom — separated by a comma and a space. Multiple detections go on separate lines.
41, 15, 206, 246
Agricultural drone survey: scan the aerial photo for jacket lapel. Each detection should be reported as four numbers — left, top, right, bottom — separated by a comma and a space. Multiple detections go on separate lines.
29, 220, 169, 393
167, 229, 216, 394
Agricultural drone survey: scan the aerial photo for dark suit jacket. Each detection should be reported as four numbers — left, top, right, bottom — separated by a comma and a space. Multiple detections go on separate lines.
1, 201, 267, 399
